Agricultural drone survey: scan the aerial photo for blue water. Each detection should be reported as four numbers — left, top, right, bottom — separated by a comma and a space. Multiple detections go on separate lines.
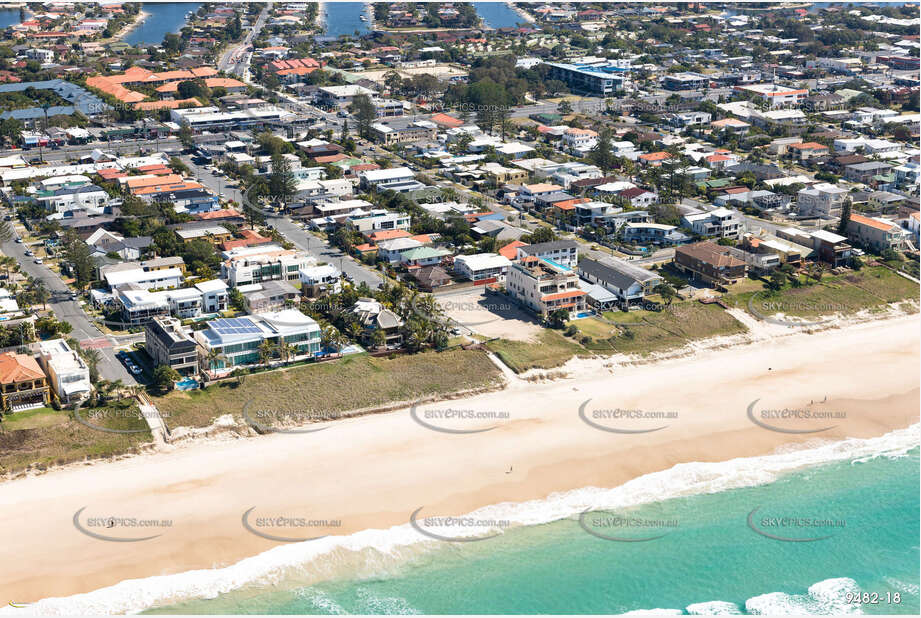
175, 378, 199, 391
124, 2, 201, 47
0, 8, 21, 30
123, 429, 920, 615
322, 2, 524, 39
476, 2, 527, 29
323, 2, 369, 38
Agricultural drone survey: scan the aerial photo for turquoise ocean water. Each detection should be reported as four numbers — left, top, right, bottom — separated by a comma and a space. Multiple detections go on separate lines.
19, 426, 919, 615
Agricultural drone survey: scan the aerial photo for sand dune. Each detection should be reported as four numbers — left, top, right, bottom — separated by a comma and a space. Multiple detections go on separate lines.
0, 314, 918, 604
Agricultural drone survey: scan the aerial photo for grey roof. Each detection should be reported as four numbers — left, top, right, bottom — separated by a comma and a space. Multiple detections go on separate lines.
519, 240, 579, 255
0, 79, 108, 120
376, 309, 403, 330
579, 257, 662, 289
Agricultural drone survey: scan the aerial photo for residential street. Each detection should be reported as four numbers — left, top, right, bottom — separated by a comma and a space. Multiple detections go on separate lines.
0, 232, 136, 384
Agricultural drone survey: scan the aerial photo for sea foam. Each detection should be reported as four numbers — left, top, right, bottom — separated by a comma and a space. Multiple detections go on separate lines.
10, 424, 918, 615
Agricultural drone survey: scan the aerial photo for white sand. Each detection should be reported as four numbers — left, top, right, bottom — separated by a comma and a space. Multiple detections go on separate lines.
0, 314, 917, 603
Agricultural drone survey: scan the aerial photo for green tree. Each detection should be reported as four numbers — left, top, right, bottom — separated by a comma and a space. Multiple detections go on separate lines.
837, 198, 852, 235
178, 123, 195, 150
268, 153, 298, 209
589, 128, 615, 173
349, 94, 376, 139
546, 309, 569, 329
152, 365, 181, 392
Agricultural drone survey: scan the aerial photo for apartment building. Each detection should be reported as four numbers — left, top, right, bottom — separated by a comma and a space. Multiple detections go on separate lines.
507, 255, 587, 318
516, 240, 579, 269
220, 245, 316, 287
145, 316, 200, 376
796, 183, 847, 219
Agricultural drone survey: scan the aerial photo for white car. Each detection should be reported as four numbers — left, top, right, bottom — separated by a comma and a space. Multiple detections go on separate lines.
33, 258, 43, 264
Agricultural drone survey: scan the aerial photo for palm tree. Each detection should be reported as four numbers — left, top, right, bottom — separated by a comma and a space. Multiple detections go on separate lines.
82, 348, 101, 383
279, 341, 297, 365
258, 340, 276, 366
203, 348, 226, 372
31, 279, 50, 311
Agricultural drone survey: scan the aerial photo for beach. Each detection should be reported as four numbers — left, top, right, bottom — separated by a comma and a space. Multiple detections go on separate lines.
0, 314, 918, 608
111, 9, 150, 42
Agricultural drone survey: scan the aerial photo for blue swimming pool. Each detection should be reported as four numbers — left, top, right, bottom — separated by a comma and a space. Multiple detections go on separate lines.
573, 311, 595, 319
175, 378, 199, 391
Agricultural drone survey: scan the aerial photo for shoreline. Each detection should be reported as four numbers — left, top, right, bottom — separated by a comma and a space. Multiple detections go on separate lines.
0, 313, 917, 605
111, 9, 150, 42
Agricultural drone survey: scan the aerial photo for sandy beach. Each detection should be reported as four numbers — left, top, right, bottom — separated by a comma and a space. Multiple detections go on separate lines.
0, 314, 918, 605
111, 9, 150, 42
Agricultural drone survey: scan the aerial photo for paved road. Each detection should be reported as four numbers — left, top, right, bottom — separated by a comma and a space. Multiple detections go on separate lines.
0, 138, 181, 164
0, 229, 135, 384
265, 214, 383, 289
218, 3, 271, 79
183, 155, 243, 205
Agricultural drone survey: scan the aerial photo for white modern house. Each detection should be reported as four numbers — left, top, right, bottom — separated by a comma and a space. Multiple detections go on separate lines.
37, 339, 92, 405
194, 311, 322, 369
454, 253, 512, 282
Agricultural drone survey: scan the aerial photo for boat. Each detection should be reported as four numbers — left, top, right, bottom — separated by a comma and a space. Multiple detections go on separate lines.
359, 15, 367, 21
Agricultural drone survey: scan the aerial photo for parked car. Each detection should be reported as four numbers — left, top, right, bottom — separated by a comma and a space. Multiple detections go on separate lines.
33, 258, 42, 264
24, 250, 33, 256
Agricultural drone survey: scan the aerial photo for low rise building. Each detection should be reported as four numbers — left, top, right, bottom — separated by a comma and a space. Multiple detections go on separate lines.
846, 213, 904, 253
516, 240, 579, 269
796, 183, 847, 219
674, 241, 747, 285
0, 352, 51, 411
37, 339, 91, 405
454, 253, 512, 283
578, 257, 663, 307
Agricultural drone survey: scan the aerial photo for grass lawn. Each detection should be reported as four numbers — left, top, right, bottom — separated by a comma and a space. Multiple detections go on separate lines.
0, 399, 150, 476
585, 302, 747, 355
726, 266, 919, 320
486, 330, 584, 373
155, 349, 503, 429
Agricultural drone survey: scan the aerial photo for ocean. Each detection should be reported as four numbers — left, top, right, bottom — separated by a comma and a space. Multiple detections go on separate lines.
23, 424, 918, 615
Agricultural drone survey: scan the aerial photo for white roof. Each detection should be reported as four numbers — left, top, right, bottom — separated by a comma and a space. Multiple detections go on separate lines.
812, 230, 848, 243
319, 84, 374, 97
360, 167, 414, 182
455, 253, 511, 271
105, 267, 183, 288
195, 279, 229, 293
